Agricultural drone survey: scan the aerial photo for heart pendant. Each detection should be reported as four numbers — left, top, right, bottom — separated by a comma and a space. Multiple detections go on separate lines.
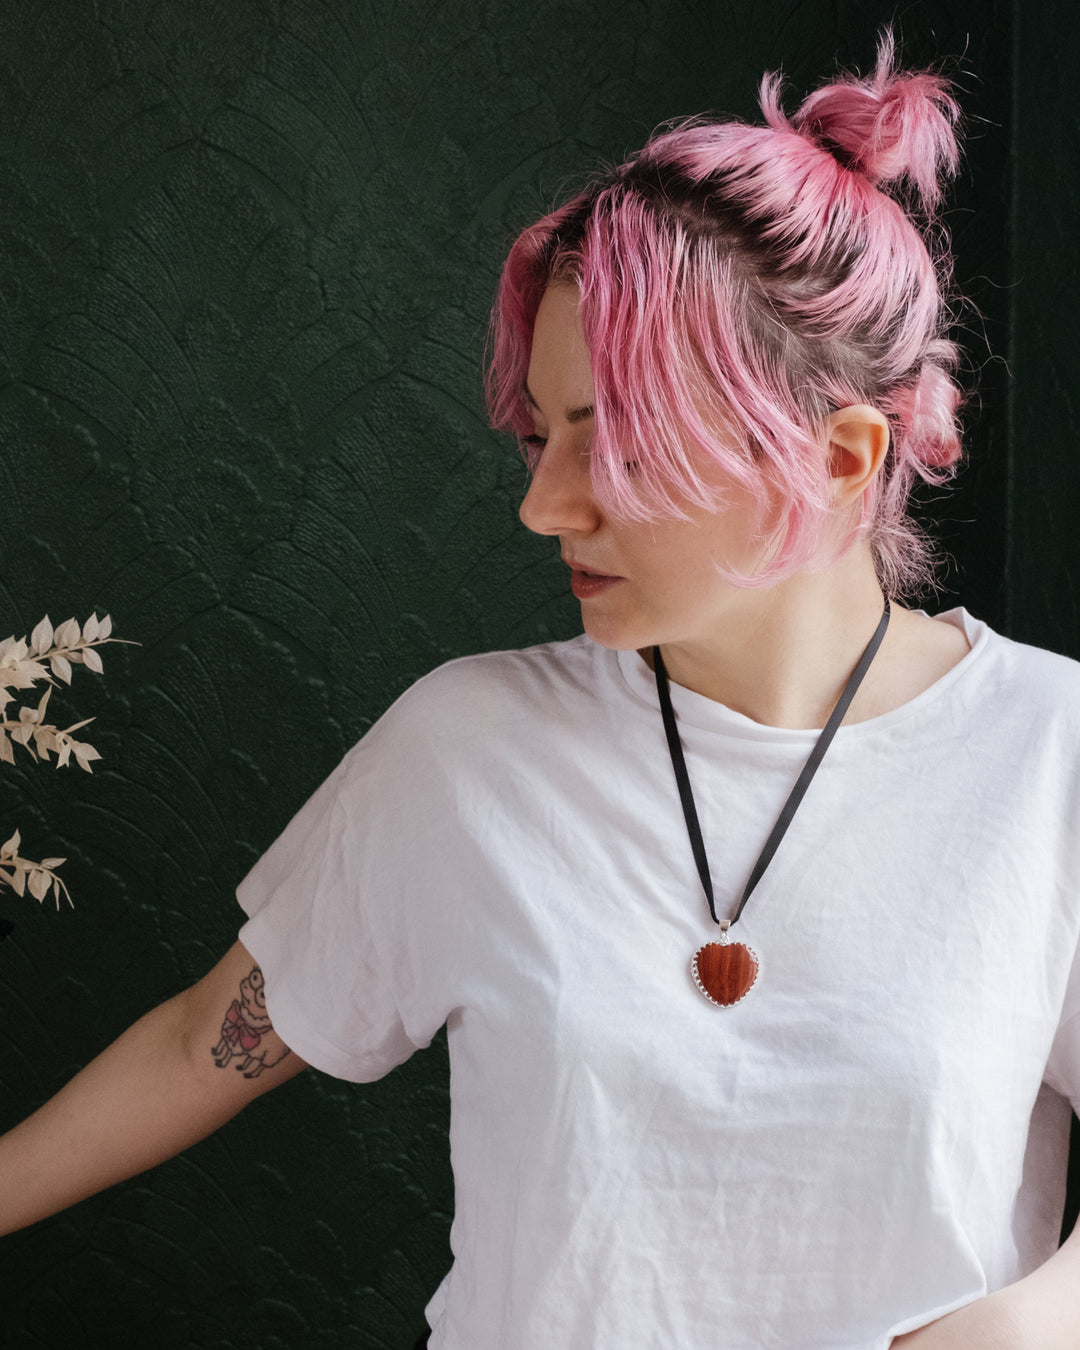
691, 940, 759, 1007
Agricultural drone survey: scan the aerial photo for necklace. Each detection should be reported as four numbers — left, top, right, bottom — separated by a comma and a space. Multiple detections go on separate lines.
652, 600, 891, 1007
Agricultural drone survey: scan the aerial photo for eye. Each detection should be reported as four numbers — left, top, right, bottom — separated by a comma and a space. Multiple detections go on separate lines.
520, 434, 547, 470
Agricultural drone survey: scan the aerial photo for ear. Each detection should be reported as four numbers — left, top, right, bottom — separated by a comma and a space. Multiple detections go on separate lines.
824, 404, 890, 506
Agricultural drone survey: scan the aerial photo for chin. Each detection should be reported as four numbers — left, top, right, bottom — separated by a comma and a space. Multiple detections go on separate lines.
579, 612, 657, 652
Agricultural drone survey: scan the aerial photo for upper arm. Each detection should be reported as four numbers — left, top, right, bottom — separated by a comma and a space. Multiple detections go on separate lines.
176, 940, 309, 1097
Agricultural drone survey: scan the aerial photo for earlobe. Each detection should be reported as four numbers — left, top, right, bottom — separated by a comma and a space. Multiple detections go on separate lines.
824, 404, 891, 504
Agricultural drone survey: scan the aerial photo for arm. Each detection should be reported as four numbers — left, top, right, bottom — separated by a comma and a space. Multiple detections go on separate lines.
0, 940, 307, 1236
891, 1220, 1080, 1349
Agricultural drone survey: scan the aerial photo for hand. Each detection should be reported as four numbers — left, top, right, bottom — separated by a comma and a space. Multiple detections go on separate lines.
890, 1289, 1028, 1350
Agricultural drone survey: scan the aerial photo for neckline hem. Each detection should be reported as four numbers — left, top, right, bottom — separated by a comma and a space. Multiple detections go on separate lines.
613, 608, 989, 742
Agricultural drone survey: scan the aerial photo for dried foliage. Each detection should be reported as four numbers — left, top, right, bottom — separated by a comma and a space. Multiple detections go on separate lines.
1, 614, 120, 909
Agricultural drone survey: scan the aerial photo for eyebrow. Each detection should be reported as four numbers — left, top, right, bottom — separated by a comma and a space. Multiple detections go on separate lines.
524, 384, 594, 424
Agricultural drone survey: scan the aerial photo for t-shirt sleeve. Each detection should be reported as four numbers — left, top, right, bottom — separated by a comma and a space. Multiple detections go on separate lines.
1044, 1019, 1080, 1115
1039, 725, 1080, 1115
236, 676, 464, 1084
1043, 963, 1080, 1117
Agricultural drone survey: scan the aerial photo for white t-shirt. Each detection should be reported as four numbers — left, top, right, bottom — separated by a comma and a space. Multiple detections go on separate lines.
237, 610, 1080, 1349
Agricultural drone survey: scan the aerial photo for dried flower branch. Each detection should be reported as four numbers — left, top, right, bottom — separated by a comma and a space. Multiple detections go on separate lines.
0, 828, 71, 908
1, 613, 124, 910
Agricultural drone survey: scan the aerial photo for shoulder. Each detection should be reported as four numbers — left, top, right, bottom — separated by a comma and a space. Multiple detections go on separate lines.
395, 633, 614, 719
406, 633, 606, 702
949, 610, 1080, 754
352, 634, 625, 766
971, 614, 1080, 700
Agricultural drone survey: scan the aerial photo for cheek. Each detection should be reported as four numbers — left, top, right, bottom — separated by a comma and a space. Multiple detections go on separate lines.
642, 518, 741, 581
608, 479, 770, 590
689, 493, 770, 574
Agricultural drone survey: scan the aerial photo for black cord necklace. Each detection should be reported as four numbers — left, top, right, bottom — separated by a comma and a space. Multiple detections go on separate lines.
653, 599, 891, 1007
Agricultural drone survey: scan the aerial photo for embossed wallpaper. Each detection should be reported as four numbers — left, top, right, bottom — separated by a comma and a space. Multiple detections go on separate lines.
0, 1, 1074, 1346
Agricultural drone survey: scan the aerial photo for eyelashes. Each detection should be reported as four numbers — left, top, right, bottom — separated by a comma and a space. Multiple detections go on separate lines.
518, 436, 640, 477
519, 434, 546, 471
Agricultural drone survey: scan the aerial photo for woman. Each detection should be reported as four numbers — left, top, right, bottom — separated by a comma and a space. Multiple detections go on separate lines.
2, 35, 1079, 1349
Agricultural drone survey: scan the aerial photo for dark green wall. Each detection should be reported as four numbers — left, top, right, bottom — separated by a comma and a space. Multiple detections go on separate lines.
0, 1, 1073, 1346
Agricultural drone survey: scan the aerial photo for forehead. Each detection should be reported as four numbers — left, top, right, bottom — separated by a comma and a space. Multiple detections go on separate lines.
525, 284, 594, 418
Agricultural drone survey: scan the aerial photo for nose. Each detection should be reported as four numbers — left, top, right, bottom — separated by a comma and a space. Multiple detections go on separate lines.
518, 437, 603, 538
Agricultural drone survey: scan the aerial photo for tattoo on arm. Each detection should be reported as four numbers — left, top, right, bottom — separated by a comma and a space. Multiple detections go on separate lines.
211, 965, 292, 1079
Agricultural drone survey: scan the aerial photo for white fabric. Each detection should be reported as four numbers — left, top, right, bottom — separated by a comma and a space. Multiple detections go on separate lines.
237, 609, 1080, 1349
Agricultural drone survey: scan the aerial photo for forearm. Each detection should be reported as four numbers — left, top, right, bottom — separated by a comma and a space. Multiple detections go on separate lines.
1004, 1219, 1080, 1347
0, 941, 305, 1236
0, 995, 230, 1234
892, 1220, 1080, 1349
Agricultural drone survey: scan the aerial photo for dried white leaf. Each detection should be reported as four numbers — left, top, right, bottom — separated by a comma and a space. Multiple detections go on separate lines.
73, 743, 101, 771
1, 829, 20, 856
2, 657, 48, 690
41, 857, 66, 869
0, 733, 12, 765
50, 653, 72, 684
82, 614, 101, 644
28, 868, 49, 901
100, 614, 113, 639
54, 618, 80, 649
30, 616, 53, 655
53, 876, 72, 909
82, 647, 104, 675
10, 866, 25, 897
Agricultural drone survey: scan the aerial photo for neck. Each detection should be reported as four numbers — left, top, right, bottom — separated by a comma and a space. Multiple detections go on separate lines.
647, 550, 889, 729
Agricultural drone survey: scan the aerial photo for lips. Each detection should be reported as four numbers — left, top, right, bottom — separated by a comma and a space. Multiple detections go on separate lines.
564, 558, 623, 600
564, 559, 620, 579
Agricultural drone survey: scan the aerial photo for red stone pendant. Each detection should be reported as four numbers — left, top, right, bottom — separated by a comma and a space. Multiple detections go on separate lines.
691, 939, 759, 1007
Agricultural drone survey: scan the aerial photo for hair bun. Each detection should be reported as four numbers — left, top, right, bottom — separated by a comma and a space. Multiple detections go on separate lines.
783, 31, 961, 210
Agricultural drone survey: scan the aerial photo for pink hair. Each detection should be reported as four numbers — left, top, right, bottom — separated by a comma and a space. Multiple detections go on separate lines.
486, 32, 964, 595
